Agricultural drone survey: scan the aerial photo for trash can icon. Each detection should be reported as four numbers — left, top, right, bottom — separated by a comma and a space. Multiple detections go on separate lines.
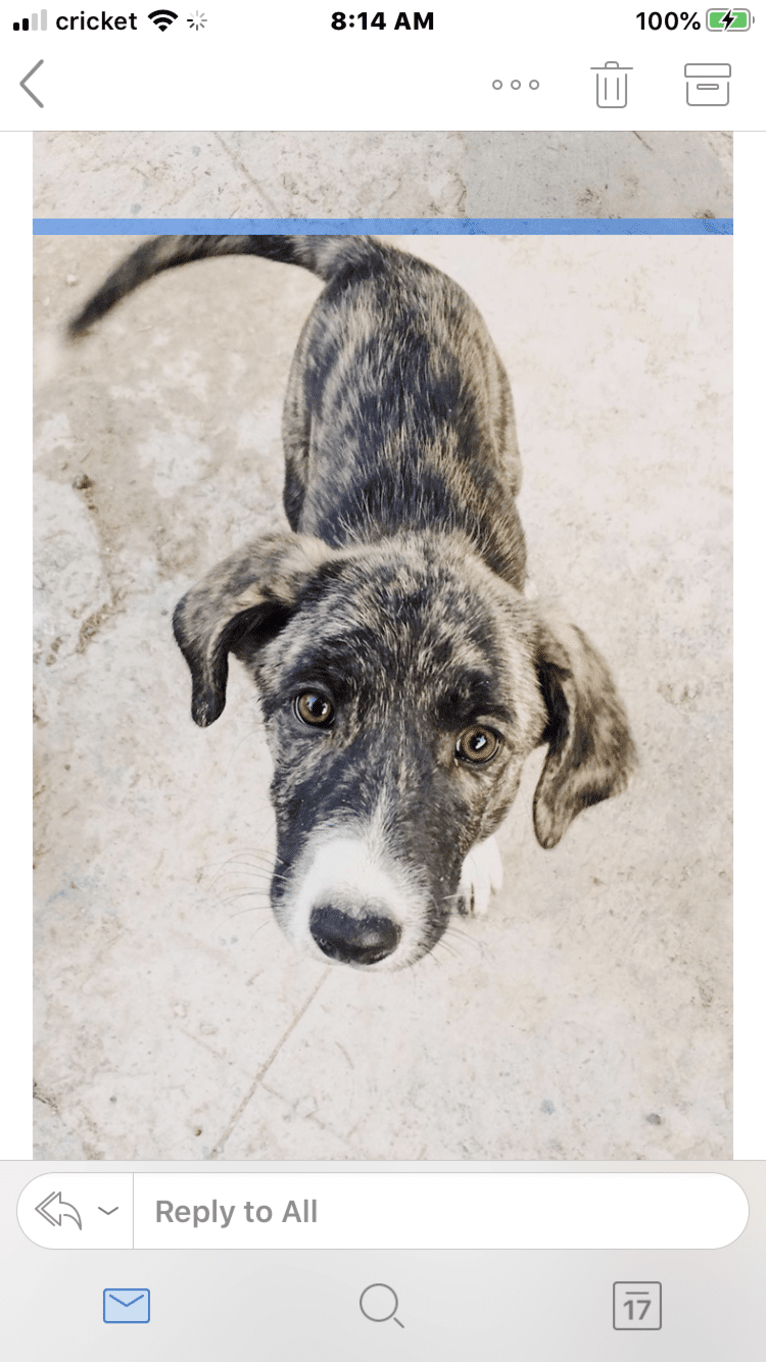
685, 64, 730, 106
592, 61, 632, 109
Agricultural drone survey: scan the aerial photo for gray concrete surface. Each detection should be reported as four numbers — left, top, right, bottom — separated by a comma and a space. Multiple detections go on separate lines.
33, 232, 732, 1160
33, 131, 733, 219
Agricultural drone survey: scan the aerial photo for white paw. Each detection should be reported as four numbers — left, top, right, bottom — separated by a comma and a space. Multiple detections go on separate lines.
457, 835, 504, 917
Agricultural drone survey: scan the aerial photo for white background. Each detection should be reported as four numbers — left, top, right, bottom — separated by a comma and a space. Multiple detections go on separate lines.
3, 0, 764, 1170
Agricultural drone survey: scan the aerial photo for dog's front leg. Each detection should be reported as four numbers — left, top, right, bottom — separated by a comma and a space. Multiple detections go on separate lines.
457, 835, 504, 917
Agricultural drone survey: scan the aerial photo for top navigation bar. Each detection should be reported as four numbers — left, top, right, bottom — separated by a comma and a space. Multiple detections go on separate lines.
2, 0, 763, 130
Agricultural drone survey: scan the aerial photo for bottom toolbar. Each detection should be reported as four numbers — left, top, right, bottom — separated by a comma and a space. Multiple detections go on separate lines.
5, 1163, 764, 1358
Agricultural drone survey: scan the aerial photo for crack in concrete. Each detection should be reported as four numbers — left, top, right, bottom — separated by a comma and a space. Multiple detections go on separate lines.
208, 967, 331, 1158
213, 132, 284, 217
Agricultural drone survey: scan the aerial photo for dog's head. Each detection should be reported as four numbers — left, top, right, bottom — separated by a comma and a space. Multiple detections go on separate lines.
174, 531, 635, 969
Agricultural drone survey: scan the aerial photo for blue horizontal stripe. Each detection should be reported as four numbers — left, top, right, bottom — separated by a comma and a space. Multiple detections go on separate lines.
34, 217, 733, 236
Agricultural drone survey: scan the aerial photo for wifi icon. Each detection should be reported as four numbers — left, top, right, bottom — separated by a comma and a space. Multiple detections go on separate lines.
148, 8, 178, 29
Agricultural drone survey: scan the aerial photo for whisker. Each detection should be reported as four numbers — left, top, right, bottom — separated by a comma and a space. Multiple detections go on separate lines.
215, 902, 271, 924
213, 865, 267, 886
441, 923, 485, 960
250, 915, 278, 939
413, 946, 442, 972
223, 726, 268, 776
212, 889, 270, 908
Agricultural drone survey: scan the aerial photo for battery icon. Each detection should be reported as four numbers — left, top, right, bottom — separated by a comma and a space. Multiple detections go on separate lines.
707, 8, 752, 28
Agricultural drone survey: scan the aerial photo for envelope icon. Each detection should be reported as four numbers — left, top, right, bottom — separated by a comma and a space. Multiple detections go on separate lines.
103, 1288, 150, 1323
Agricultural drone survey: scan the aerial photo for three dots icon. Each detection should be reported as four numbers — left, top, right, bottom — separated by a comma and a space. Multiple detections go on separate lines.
492, 79, 540, 91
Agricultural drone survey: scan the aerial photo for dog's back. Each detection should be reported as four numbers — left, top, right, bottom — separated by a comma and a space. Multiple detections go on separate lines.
69, 234, 528, 588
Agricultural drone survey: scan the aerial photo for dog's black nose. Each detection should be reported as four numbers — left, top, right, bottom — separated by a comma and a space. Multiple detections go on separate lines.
309, 905, 401, 966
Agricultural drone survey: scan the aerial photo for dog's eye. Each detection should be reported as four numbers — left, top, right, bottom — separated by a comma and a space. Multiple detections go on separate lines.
294, 691, 335, 728
455, 725, 501, 765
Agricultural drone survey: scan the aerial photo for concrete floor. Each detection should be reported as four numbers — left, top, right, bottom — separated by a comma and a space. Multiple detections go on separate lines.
33, 130, 733, 220
33, 228, 732, 1160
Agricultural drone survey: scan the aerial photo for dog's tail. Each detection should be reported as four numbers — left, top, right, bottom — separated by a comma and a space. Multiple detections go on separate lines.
67, 234, 384, 337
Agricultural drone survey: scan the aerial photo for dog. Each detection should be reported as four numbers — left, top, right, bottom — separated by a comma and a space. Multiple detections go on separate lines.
69, 234, 636, 971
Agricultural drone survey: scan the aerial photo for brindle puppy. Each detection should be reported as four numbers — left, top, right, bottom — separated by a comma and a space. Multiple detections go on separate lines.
69, 235, 636, 970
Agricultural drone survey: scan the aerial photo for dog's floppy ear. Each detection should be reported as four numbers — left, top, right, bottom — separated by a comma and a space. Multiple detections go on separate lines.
173, 531, 336, 728
533, 613, 636, 849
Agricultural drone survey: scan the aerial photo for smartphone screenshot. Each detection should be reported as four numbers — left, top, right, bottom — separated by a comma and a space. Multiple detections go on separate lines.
3, 1, 763, 1354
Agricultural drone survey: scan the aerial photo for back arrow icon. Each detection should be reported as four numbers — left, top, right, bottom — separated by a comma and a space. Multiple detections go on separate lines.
35, 1190, 83, 1229
20, 60, 44, 109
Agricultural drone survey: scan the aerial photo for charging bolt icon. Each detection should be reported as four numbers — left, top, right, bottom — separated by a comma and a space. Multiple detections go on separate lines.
706, 8, 752, 27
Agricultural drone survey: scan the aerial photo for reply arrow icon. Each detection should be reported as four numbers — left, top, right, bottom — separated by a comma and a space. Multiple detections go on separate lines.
35, 1190, 83, 1230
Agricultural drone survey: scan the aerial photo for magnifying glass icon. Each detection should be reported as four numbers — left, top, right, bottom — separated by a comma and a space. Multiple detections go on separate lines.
359, 1282, 405, 1328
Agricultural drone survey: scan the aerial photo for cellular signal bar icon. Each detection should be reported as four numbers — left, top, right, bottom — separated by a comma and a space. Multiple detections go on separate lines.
13, 8, 47, 28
